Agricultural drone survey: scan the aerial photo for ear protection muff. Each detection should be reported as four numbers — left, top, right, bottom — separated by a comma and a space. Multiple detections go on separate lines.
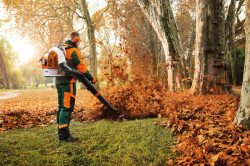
73, 36, 80, 43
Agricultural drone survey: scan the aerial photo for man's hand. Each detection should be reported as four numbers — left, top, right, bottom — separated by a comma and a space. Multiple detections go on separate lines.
91, 78, 97, 84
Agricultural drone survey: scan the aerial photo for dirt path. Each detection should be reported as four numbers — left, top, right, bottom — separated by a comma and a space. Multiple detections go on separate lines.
0, 91, 19, 100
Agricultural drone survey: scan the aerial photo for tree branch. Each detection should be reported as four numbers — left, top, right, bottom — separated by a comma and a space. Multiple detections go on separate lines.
64, 6, 85, 19
93, 6, 111, 29
236, 0, 245, 17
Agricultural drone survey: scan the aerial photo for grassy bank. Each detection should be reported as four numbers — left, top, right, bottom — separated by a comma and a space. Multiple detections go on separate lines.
0, 119, 175, 166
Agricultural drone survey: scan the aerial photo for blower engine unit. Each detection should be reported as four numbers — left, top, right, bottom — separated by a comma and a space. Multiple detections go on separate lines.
41, 44, 66, 77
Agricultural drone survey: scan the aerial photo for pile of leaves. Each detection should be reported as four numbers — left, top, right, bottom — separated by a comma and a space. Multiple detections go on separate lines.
81, 81, 165, 121
0, 90, 58, 131
156, 94, 250, 165
0, 89, 94, 131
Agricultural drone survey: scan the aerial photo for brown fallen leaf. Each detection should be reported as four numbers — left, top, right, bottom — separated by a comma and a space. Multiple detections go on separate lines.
197, 135, 206, 144
241, 144, 250, 154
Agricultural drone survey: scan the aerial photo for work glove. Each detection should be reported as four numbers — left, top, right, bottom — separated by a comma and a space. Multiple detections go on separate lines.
91, 78, 97, 84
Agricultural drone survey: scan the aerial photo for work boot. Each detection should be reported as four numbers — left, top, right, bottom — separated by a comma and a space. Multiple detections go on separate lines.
58, 127, 70, 140
59, 135, 79, 143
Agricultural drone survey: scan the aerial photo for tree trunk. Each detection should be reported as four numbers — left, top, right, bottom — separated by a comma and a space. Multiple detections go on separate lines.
159, 45, 168, 88
235, 0, 250, 128
148, 24, 158, 76
35, 77, 39, 88
226, 0, 237, 86
137, 0, 183, 92
0, 52, 10, 89
190, 0, 227, 95
186, 28, 196, 81
78, 0, 98, 88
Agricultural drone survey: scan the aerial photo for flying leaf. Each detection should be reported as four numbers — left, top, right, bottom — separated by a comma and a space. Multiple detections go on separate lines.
131, 29, 137, 34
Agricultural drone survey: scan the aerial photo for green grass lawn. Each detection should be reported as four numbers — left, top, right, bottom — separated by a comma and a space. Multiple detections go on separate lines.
0, 119, 175, 166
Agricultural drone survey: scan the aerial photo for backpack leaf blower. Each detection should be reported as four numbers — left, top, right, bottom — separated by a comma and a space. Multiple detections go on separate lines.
40, 44, 117, 113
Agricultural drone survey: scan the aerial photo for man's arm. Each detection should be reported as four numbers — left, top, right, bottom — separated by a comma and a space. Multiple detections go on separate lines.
71, 49, 97, 83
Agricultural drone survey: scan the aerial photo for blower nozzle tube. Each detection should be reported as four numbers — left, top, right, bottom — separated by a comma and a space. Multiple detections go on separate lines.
59, 62, 117, 113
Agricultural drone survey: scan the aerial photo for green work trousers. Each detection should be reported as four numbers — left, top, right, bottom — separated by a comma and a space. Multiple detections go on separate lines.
56, 83, 76, 140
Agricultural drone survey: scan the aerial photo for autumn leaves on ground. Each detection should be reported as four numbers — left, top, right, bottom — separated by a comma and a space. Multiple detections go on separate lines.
0, 82, 249, 165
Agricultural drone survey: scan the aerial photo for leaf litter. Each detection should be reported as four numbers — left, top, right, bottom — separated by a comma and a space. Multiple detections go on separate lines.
0, 82, 249, 165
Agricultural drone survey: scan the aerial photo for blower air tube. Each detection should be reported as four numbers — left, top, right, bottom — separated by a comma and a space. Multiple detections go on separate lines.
59, 62, 117, 113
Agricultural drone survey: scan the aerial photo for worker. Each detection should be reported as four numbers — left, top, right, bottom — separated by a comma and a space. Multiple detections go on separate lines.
56, 31, 97, 142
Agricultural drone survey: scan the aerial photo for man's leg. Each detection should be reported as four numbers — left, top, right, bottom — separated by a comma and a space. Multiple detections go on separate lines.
56, 84, 63, 126
58, 83, 77, 142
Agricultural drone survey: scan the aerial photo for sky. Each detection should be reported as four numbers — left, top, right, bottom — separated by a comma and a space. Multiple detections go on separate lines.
0, 0, 107, 65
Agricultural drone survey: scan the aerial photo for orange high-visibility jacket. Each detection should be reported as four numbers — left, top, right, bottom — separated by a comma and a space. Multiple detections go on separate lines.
55, 40, 96, 85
